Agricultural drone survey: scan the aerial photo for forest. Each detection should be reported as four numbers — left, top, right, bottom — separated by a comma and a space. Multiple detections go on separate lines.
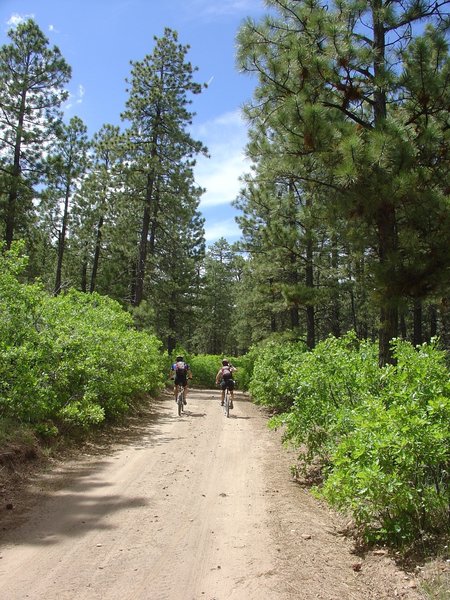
0, 0, 449, 549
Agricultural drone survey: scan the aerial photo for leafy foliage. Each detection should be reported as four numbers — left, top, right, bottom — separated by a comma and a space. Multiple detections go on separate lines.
321, 339, 450, 544
0, 243, 165, 432
252, 333, 450, 545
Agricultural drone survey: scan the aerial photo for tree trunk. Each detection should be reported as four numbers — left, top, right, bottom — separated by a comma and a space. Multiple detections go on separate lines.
400, 312, 407, 339
376, 202, 398, 365
289, 252, 300, 329
413, 298, 423, 346
428, 304, 437, 340
81, 263, 87, 292
5, 91, 27, 249
133, 172, 155, 306
305, 198, 315, 349
167, 291, 177, 354
350, 288, 358, 332
54, 183, 71, 295
330, 240, 341, 337
90, 215, 104, 293
373, 4, 398, 366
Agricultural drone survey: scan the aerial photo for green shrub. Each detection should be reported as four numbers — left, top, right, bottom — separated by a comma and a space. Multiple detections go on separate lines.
321, 339, 450, 545
249, 339, 309, 411
253, 331, 449, 545
187, 354, 222, 388
0, 244, 166, 432
269, 332, 379, 463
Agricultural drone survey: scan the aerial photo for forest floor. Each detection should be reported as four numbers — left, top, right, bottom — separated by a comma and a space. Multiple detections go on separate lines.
0, 389, 448, 599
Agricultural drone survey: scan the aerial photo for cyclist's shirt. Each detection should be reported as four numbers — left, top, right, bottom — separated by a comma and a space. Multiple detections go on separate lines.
172, 361, 190, 386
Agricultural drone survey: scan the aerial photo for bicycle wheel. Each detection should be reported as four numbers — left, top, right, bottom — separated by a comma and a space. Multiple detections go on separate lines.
224, 389, 230, 418
177, 390, 183, 416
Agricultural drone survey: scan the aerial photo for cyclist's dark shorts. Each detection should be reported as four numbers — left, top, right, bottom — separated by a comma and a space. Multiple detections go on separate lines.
221, 378, 235, 391
174, 375, 187, 387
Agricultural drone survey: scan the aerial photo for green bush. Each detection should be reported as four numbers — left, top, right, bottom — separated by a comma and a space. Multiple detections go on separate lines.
252, 332, 449, 546
0, 243, 166, 431
269, 332, 379, 463
249, 339, 309, 412
187, 354, 222, 388
321, 339, 450, 545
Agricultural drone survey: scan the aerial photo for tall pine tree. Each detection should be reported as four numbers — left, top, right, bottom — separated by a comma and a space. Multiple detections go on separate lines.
0, 19, 71, 248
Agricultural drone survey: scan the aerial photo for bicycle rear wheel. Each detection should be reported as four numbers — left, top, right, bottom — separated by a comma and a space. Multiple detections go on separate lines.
177, 389, 183, 416
224, 389, 230, 418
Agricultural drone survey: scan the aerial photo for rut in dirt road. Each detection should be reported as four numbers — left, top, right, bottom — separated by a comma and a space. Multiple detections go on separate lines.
0, 390, 425, 600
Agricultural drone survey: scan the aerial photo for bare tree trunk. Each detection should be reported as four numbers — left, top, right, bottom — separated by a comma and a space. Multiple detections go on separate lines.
289, 253, 300, 329
80, 265, 87, 292
373, 4, 398, 365
305, 197, 315, 349
413, 298, 423, 346
400, 312, 407, 339
5, 91, 27, 249
133, 172, 155, 306
167, 291, 178, 354
54, 183, 71, 295
428, 304, 437, 340
330, 240, 341, 337
90, 215, 104, 293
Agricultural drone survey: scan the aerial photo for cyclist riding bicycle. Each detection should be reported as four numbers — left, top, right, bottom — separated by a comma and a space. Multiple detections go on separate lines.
170, 356, 192, 404
215, 359, 237, 409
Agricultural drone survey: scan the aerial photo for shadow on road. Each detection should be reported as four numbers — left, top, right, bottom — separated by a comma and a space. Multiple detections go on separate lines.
0, 389, 253, 548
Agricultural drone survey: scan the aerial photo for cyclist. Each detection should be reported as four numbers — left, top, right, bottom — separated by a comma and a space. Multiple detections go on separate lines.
170, 356, 192, 404
215, 359, 237, 409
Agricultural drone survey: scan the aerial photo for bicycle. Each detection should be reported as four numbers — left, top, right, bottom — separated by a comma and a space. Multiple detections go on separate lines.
176, 385, 185, 416
223, 386, 233, 418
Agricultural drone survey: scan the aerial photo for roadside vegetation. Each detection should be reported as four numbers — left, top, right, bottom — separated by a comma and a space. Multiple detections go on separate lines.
0, 243, 165, 442
251, 333, 450, 550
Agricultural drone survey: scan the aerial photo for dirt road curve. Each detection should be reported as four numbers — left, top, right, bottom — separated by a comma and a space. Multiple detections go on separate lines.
0, 390, 425, 600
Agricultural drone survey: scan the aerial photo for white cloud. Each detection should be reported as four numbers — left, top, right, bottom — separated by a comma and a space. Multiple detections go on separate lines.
204, 217, 242, 243
65, 84, 85, 112
7, 13, 34, 27
76, 84, 85, 104
193, 109, 251, 208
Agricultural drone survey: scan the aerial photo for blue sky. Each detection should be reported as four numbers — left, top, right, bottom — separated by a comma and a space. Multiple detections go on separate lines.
0, 0, 266, 246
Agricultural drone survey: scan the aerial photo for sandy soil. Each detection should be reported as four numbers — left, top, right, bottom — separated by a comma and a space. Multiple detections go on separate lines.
0, 389, 433, 599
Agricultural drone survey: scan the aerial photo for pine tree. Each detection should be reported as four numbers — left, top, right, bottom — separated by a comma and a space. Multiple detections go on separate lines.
121, 28, 207, 307
71, 124, 125, 294
0, 18, 71, 248
191, 238, 240, 355
41, 117, 90, 294
236, 0, 449, 364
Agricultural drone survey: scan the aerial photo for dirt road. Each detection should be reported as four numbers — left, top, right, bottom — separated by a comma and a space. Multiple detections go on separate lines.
0, 390, 426, 599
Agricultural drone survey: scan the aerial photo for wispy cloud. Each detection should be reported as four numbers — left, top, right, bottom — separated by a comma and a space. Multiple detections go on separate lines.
65, 84, 85, 112
190, 0, 262, 19
193, 109, 250, 208
204, 218, 242, 242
